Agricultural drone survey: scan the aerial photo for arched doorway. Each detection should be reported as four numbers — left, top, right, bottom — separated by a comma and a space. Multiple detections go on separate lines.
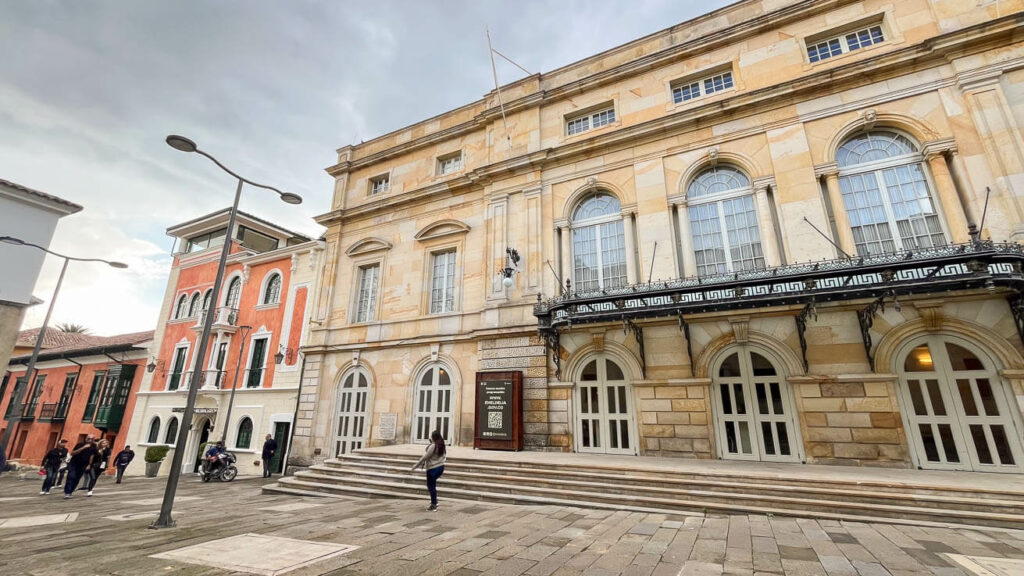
334, 367, 371, 456
191, 418, 212, 473
573, 355, 637, 455
712, 346, 801, 462
413, 363, 454, 443
897, 335, 1024, 472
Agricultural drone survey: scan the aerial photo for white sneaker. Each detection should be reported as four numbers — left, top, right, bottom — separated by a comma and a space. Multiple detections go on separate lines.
63, 494, 72, 499
40, 490, 46, 495
87, 491, 93, 497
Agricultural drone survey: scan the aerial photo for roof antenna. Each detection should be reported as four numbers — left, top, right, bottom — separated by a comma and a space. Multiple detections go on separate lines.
803, 217, 852, 259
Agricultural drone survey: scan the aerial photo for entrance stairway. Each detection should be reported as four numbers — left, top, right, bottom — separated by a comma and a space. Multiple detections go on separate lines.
264, 446, 1024, 529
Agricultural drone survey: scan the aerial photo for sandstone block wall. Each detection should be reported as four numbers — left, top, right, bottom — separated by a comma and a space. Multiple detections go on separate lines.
635, 381, 713, 458
477, 335, 554, 449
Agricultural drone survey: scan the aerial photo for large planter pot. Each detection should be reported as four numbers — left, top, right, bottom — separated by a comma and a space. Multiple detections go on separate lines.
145, 460, 162, 477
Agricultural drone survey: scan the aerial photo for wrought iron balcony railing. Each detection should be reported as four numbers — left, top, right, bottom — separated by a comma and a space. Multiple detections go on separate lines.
38, 401, 69, 422
194, 306, 239, 328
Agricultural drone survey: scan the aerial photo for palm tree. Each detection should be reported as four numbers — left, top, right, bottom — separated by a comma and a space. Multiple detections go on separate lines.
55, 322, 90, 334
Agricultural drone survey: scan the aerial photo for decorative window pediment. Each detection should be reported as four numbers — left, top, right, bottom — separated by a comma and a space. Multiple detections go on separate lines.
346, 237, 393, 256
414, 219, 470, 242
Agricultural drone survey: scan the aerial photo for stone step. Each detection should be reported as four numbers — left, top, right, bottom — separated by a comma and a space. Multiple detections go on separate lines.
333, 453, 1024, 503
266, 472, 1024, 530
313, 460, 1024, 515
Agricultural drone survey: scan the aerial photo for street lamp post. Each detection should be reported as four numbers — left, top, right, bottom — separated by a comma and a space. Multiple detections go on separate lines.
152, 135, 301, 529
0, 236, 127, 459
219, 325, 252, 444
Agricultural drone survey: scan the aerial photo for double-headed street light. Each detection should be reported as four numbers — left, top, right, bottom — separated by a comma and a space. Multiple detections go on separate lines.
152, 135, 302, 529
0, 236, 127, 458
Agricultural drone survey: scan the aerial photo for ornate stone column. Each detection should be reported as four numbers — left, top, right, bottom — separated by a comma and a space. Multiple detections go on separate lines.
816, 163, 856, 258
555, 219, 571, 293
923, 140, 971, 243
753, 179, 781, 267
621, 204, 638, 284
668, 194, 696, 277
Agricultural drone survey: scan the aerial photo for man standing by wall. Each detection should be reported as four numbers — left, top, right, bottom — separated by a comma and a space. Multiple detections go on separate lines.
261, 433, 277, 478
113, 444, 135, 484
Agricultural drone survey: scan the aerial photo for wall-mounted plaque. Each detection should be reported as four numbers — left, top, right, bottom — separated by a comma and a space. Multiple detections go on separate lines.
474, 371, 523, 451
378, 412, 397, 441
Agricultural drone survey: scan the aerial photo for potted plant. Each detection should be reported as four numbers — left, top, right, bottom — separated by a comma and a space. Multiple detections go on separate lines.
144, 445, 170, 477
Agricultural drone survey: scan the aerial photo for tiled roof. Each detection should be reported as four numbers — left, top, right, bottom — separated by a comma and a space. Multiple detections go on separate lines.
10, 329, 154, 361
0, 178, 84, 213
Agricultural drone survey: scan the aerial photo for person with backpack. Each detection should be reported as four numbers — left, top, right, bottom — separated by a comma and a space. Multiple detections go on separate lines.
410, 430, 446, 511
40, 439, 68, 495
113, 444, 135, 484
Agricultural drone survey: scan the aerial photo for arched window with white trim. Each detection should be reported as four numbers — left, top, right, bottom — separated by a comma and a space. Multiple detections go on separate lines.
174, 295, 188, 319
413, 363, 454, 443
686, 166, 764, 276
571, 193, 626, 292
334, 367, 371, 456
201, 289, 213, 313
224, 276, 242, 309
263, 273, 282, 305
836, 131, 946, 256
236, 417, 253, 449
164, 416, 179, 444
147, 416, 161, 444
187, 293, 201, 317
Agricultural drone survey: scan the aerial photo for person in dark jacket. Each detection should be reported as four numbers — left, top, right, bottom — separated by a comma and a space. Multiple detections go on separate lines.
40, 439, 68, 495
113, 445, 135, 484
261, 434, 278, 478
64, 437, 97, 499
81, 439, 110, 496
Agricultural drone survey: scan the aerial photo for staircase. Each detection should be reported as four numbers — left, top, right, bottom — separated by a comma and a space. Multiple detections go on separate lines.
264, 449, 1024, 529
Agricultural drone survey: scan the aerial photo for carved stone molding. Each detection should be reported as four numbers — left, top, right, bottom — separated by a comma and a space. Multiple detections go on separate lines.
591, 331, 605, 352
921, 138, 958, 159
708, 146, 719, 166
729, 316, 750, 343
914, 301, 945, 332
860, 108, 877, 131
813, 162, 839, 178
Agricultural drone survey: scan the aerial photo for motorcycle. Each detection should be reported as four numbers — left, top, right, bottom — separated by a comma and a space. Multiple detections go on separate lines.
201, 451, 238, 482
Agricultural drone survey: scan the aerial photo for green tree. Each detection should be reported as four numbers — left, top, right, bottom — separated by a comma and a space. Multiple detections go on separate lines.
55, 322, 90, 334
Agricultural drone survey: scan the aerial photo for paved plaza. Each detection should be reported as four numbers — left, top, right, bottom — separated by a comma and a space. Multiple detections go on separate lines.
1, 472, 1024, 575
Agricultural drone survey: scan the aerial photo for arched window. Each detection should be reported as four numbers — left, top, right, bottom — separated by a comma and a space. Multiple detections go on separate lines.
334, 368, 371, 456
571, 193, 626, 292
263, 273, 281, 305
413, 363, 454, 443
187, 293, 201, 317
836, 131, 946, 256
236, 417, 253, 449
224, 277, 242, 309
686, 166, 763, 276
174, 295, 188, 319
164, 416, 179, 444
147, 417, 161, 444
201, 289, 213, 313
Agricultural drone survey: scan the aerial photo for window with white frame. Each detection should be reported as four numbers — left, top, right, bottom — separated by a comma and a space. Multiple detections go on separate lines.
429, 250, 457, 314
187, 293, 201, 317
236, 417, 253, 449
437, 152, 463, 176
354, 264, 380, 323
164, 416, 179, 444
224, 276, 242, 309
571, 193, 627, 293
174, 294, 188, 319
566, 104, 616, 136
201, 289, 212, 313
369, 174, 390, 195
686, 166, 765, 276
672, 70, 734, 104
807, 24, 885, 63
147, 417, 161, 444
836, 131, 946, 256
263, 273, 281, 305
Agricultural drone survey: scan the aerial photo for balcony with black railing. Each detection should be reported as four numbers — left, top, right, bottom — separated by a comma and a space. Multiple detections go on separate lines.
4, 401, 37, 421
38, 401, 70, 422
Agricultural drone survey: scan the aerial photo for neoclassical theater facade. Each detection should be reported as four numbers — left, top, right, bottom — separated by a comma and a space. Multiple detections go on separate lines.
291, 0, 1024, 473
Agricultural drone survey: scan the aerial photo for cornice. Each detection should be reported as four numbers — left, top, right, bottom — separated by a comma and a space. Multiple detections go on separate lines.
316, 14, 1023, 227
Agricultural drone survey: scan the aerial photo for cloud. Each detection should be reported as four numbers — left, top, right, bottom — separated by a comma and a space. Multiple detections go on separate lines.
1, 0, 730, 335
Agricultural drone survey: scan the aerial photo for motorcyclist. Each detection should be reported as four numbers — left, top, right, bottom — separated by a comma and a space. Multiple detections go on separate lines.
204, 441, 226, 475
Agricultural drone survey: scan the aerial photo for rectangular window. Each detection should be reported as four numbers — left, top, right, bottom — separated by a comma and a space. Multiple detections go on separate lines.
369, 174, 390, 195
429, 251, 457, 314
437, 152, 463, 176
185, 228, 227, 253
355, 264, 380, 323
246, 337, 268, 388
672, 71, 733, 104
807, 24, 885, 63
236, 226, 279, 253
565, 105, 615, 136
82, 371, 105, 422
167, 347, 187, 391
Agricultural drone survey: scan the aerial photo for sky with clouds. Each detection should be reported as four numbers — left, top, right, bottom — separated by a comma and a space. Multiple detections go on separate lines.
1, 0, 731, 336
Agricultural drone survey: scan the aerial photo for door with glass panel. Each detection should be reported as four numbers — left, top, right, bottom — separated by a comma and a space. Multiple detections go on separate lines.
714, 347, 800, 462
413, 364, 453, 443
574, 356, 637, 455
899, 336, 1023, 472
334, 368, 370, 456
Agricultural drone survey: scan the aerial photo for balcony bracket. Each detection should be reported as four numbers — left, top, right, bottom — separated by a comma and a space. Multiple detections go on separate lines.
795, 301, 817, 373
1009, 292, 1024, 349
624, 319, 646, 379
858, 297, 886, 372
541, 330, 561, 381
678, 313, 695, 370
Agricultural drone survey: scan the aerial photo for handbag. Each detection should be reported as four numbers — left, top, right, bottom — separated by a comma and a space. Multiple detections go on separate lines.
37, 468, 46, 476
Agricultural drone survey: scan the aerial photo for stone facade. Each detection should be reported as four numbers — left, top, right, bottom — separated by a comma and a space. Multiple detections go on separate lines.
296, 0, 1024, 473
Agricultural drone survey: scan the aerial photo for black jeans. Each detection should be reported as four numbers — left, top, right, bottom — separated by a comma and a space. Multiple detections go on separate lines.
56, 467, 66, 486
83, 467, 102, 491
41, 465, 60, 492
262, 458, 272, 477
116, 465, 127, 483
426, 465, 444, 506
63, 465, 86, 495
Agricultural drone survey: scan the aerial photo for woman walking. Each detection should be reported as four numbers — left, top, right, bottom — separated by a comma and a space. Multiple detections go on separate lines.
81, 439, 110, 496
411, 430, 446, 511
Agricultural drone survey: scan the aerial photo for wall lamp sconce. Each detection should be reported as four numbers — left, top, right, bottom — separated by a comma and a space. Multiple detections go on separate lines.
500, 247, 520, 288
146, 358, 166, 374
275, 345, 298, 365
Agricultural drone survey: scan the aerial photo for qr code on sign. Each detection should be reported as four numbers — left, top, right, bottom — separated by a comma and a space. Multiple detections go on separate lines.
488, 411, 502, 429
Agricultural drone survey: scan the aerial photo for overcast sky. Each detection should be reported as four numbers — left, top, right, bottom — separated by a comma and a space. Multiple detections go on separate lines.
1, 0, 731, 336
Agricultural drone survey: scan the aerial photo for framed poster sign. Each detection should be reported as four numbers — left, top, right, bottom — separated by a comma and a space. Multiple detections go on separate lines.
473, 371, 523, 451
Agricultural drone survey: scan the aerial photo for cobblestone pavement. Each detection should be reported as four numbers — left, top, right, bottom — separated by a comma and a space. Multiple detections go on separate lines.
1, 473, 1023, 575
